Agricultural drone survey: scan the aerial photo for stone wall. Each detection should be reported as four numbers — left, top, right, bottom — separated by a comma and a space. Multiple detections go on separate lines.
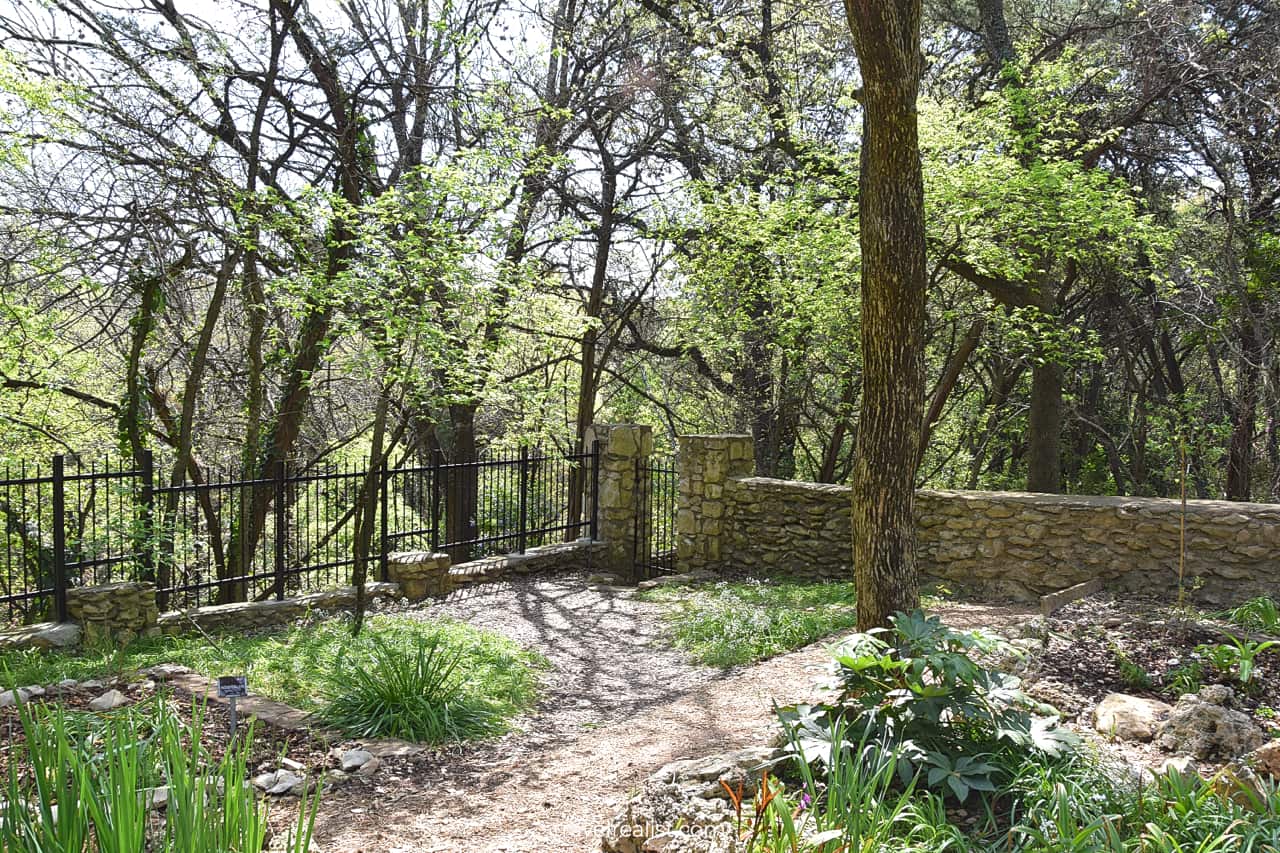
679, 434, 1280, 605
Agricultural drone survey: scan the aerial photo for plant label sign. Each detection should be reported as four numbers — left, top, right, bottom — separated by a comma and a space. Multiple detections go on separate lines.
217, 676, 248, 698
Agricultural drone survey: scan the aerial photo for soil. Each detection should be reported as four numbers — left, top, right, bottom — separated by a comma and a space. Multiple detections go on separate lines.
1032, 593, 1280, 727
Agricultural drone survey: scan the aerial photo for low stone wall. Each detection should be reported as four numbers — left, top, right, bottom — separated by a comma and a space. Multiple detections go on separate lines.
157, 582, 403, 634
682, 435, 1280, 605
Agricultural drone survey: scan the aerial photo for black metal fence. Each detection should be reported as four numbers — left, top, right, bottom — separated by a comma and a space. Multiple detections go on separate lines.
633, 455, 678, 582
0, 445, 599, 625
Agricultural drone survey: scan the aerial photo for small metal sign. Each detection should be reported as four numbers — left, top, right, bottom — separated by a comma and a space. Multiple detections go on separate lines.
216, 675, 248, 698
217, 676, 248, 737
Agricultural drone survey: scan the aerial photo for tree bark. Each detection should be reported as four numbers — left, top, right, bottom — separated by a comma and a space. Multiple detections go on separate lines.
844, 0, 926, 630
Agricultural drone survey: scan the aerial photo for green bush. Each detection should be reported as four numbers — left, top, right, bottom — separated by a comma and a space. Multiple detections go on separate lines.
318, 634, 507, 743
806, 611, 1076, 801
759, 611, 1280, 852
638, 577, 859, 667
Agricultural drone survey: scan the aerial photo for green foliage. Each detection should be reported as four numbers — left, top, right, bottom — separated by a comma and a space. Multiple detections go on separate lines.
1222, 597, 1280, 635
637, 577, 859, 667
1166, 660, 1205, 696
0, 614, 544, 727
818, 612, 1077, 800
1112, 647, 1154, 691
318, 634, 506, 743
1194, 636, 1278, 688
1, 696, 318, 851
761, 615, 1280, 851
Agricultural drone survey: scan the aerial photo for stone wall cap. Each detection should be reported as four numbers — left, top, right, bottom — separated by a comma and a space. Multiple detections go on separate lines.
917, 489, 1280, 516
733, 476, 851, 495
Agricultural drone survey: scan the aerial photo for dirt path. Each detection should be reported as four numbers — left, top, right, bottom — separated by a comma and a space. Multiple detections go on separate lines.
309, 577, 1033, 853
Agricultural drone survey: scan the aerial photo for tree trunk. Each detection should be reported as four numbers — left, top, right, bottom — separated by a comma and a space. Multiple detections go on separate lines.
1027, 359, 1064, 492
1225, 294, 1264, 501
844, 0, 927, 630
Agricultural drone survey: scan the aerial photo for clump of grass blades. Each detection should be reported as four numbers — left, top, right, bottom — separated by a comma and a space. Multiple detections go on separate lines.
639, 577, 859, 667
1, 695, 319, 852
318, 634, 505, 743
1222, 596, 1280, 635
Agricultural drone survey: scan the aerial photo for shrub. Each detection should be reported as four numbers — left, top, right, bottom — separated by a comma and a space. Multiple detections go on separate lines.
318, 634, 505, 743
800, 611, 1077, 801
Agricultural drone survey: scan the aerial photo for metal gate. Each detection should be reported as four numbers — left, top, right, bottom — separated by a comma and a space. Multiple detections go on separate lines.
633, 455, 677, 582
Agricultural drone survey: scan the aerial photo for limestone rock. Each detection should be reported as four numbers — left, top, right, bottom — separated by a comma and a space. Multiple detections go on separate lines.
1241, 739, 1280, 780
253, 771, 281, 791
1156, 686, 1265, 760
648, 746, 785, 800
143, 786, 169, 810
144, 664, 192, 681
636, 571, 717, 591
340, 749, 375, 773
1094, 693, 1172, 742
602, 783, 735, 853
88, 689, 129, 711
1157, 756, 1199, 781
266, 770, 305, 796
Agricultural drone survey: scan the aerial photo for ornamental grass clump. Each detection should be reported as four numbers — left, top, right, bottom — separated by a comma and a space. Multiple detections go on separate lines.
318, 634, 505, 743
0, 695, 319, 852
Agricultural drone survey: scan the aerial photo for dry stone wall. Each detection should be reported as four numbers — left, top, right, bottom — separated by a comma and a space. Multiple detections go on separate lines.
679, 434, 1280, 605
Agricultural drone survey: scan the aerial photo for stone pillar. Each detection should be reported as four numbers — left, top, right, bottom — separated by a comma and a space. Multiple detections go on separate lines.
676, 435, 754, 573
586, 424, 653, 577
66, 581, 159, 645
385, 551, 454, 600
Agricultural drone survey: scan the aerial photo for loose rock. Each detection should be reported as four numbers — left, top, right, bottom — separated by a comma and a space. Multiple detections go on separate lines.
1093, 693, 1172, 742
1156, 686, 1266, 760
340, 749, 375, 773
88, 689, 129, 712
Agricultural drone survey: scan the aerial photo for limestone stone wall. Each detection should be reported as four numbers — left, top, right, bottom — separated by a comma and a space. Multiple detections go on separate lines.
676, 435, 754, 573
387, 551, 453, 600
680, 435, 1280, 605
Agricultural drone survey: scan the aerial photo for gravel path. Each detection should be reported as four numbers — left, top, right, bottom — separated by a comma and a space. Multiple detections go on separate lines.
306, 575, 1031, 853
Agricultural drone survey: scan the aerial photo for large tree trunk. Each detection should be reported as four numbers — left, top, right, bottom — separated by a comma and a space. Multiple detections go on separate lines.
844, 0, 927, 630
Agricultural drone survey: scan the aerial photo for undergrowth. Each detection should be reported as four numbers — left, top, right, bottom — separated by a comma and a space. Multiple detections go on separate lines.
0, 614, 545, 741
637, 576, 859, 667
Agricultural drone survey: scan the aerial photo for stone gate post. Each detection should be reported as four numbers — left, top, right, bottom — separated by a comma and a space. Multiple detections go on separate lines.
585, 424, 653, 576
675, 434, 754, 574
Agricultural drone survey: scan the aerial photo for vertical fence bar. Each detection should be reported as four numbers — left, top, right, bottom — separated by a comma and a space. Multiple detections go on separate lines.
589, 440, 600, 540
430, 448, 442, 552
138, 448, 155, 583
518, 446, 530, 554
379, 460, 390, 581
51, 455, 68, 622
273, 458, 286, 600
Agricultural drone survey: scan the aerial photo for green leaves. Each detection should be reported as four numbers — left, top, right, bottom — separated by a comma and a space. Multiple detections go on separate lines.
924, 752, 998, 802
814, 610, 1079, 802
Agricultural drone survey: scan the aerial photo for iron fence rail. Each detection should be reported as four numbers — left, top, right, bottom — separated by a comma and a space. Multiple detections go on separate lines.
0, 444, 599, 625
633, 455, 678, 582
